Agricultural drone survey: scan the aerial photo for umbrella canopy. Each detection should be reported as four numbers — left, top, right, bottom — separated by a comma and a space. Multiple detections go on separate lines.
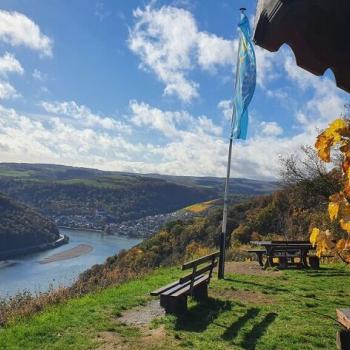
254, 0, 350, 93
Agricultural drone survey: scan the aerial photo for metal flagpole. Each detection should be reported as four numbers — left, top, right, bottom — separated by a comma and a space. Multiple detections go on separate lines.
218, 133, 233, 279
218, 7, 247, 280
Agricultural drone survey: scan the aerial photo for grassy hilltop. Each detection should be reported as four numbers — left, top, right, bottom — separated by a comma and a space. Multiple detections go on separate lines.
0, 264, 347, 350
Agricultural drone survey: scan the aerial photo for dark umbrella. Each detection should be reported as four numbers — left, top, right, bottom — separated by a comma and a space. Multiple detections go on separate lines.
254, 0, 350, 93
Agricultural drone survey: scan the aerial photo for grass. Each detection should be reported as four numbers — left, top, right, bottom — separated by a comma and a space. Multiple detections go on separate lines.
0, 264, 348, 349
0, 168, 34, 177
183, 200, 218, 213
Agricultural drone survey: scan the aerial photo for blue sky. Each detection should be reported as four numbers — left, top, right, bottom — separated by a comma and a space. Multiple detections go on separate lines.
0, 0, 348, 179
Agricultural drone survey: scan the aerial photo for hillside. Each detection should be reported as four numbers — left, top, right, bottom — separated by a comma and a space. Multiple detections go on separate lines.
0, 193, 60, 254
0, 264, 347, 350
0, 163, 278, 230
77, 169, 339, 289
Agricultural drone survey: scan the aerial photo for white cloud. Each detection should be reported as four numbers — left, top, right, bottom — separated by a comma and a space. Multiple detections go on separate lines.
260, 121, 283, 136
0, 52, 23, 76
41, 100, 131, 133
217, 99, 232, 121
130, 100, 222, 138
95, 1, 111, 22
0, 45, 347, 180
0, 10, 53, 57
32, 68, 46, 81
0, 81, 19, 99
128, 4, 234, 102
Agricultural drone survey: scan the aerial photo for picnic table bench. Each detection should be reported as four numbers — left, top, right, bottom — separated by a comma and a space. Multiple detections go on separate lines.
337, 308, 350, 350
150, 251, 219, 314
248, 240, 318, 269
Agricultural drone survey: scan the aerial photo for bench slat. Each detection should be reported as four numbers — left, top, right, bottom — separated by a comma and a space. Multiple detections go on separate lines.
179, 261, 217, 284
160, 275, 204, 297
182, 251, 220, 270
150, 280, 182, 296
169, 275, 209, 298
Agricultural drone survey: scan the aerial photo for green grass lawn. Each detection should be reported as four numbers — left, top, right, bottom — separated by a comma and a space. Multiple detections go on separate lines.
0, 264, 348, 350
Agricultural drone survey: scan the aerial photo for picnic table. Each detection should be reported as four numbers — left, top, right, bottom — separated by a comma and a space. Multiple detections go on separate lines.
249, 240, 317, 269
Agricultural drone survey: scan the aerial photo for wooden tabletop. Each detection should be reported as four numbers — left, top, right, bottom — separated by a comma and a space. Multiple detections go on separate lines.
250, 241, 313, 249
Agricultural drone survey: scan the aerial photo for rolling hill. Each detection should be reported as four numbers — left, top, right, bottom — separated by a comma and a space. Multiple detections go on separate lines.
0, 163, 279, 230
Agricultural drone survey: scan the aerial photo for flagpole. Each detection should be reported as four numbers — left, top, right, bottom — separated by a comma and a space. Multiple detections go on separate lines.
218, 7, 247, 280
218, 133, 233, 279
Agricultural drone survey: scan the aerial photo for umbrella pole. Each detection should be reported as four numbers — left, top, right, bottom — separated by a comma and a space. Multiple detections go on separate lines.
218, 135, 233, 279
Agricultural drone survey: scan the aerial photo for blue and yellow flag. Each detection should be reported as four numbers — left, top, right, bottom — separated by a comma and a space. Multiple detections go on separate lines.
231, 13, 256, 140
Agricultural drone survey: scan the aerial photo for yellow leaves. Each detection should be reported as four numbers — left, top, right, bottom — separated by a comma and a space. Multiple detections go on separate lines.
328, 202, 339, 221
336, 239, 347, 251
313, 117, 350, 263
315, 118, 348, 162
340, 219, 350, 233
310, 228, 335, 257
310, 227, 319, 247
315, 135, 332, 162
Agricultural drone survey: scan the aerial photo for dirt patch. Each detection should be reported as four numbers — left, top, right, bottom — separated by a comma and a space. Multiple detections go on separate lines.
96, 326, 167, 350
39, 244, 93, 264
211, 288, 276, 305
96, 331, 124, 350
225, 261, 282, 276
118, 300, 165, 327
96, 301, 169, 350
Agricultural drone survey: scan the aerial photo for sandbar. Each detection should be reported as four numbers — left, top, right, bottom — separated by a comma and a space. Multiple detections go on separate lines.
39, 244, 93, 264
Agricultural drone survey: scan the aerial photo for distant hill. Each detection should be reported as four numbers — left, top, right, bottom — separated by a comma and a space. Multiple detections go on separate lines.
0, 193, 60, 254
0, 163, 279, 229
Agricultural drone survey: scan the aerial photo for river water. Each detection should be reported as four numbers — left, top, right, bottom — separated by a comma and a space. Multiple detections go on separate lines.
0, 228, 141, 297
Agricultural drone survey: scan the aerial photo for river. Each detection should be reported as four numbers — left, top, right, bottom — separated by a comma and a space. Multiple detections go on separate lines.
0, 228, 141, 298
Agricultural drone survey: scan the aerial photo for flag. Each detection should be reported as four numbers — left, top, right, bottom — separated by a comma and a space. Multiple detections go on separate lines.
231, 13, 256, 140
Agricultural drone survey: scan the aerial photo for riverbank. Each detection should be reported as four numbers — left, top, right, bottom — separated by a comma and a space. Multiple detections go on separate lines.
0, 233, 69, 260
58, 226, 104, 233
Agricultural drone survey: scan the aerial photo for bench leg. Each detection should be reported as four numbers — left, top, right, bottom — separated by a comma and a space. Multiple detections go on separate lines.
192, 283, 208, 302
161, 295, 187, 315
337, 330, 350, 350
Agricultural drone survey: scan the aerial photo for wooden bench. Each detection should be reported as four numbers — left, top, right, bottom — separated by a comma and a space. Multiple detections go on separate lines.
150, 251, 220, 315
247, 249, 266, 267
336, 308, 350, 350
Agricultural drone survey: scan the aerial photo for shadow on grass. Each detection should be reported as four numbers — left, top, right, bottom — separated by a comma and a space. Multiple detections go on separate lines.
224, 278, 288, 293
240, 312, 278, 350
174, 297, 231, 332
221, 308, 260, 341
303, 268, 350, 278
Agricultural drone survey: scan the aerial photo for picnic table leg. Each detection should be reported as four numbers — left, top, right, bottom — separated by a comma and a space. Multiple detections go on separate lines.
263, 255, 273, 269
302, 251, 308, 268
309, 256, 320, 269
257, 252, 264, 267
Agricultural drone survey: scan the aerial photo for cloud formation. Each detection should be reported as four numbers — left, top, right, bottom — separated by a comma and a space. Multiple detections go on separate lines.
128, 4, 234, 102
0, 10, 53, 57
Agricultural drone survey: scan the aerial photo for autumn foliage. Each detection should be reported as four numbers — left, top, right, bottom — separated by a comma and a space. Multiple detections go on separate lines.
312, 118, 350, 262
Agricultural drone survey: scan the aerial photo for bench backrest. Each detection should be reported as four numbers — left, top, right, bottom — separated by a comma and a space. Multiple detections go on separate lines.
180, 251, 220, 294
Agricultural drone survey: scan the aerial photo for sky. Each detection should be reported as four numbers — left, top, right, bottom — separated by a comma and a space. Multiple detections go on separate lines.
0, 0, 348, 180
